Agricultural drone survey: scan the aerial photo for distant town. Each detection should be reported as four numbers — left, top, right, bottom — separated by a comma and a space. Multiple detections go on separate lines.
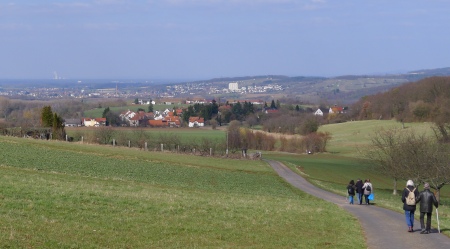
0, 79, 284, 101
2, 67, 450, 104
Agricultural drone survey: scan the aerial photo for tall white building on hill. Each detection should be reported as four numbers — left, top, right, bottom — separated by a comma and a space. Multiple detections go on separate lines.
228, 82, 239, 91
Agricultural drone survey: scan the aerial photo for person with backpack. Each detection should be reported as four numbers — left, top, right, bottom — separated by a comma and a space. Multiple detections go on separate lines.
355, 179, 364, 205
401, 180, 420, 232
416, 182, 439, 234
347, 180, 356, 204
362, 179, 373, 205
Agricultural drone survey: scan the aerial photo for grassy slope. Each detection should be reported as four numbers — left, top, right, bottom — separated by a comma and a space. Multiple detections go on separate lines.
319, 119, 437, 158
0, 136, 364, 248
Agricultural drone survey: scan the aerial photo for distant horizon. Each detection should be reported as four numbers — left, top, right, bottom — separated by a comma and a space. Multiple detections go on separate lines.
0, 66, 446, 83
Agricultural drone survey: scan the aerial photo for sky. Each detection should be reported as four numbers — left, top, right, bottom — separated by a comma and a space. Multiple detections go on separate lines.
1, 0, 450, 80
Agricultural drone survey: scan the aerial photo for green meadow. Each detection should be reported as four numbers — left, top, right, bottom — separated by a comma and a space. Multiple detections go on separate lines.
0, 136, 364, 248
2, 119, 448, 248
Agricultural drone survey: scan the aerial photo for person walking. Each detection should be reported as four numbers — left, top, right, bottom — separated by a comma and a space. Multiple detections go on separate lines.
355, 179, 364, 205
347, 180, 356, 204
402, 180, 419, 232
416, 182, 439, 234
362, 179, 373, 205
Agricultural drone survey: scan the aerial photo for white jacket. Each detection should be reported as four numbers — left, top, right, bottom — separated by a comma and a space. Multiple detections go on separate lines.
363, 182, 373, 195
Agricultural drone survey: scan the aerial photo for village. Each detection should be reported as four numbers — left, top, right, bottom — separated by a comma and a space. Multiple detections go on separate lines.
64, 99, 346, 129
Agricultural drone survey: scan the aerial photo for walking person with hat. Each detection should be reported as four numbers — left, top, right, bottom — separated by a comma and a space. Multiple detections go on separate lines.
416, 182, 439, 234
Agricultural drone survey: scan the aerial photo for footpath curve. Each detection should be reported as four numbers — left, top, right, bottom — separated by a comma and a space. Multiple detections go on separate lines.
265, 159, 450, 249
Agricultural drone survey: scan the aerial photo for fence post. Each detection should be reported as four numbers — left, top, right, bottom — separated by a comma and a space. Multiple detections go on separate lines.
113, 139, 115, 147
128, 140, 131, 148
145, 142, 147, 151
161, 143, 163, 152
210, 148, 212, 156
81, 136, 83, 143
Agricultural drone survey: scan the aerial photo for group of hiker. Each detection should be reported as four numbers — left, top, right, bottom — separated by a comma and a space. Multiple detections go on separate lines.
402, 180, 439, 234
346, 179, 373, 205
347, 179, 439, 234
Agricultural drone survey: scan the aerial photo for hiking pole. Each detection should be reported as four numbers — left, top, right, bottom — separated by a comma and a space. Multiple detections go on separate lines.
436, 208, 440, 233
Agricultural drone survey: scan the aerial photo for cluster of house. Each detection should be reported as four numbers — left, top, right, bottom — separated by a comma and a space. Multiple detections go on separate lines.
313, 105, 346, 116
63, 104, 345, 128
64, 108, 205, 128
64, 118, 106, 127
120, 109, 183, 127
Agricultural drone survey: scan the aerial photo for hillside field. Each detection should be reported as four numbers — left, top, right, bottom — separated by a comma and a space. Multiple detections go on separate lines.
0, 135, 363, 248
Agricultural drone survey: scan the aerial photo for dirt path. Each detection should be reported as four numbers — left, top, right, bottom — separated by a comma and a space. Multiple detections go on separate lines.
266, 159, 450, 249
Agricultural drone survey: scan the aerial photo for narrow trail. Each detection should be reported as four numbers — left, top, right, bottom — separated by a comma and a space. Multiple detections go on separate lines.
265, 159, 450, 249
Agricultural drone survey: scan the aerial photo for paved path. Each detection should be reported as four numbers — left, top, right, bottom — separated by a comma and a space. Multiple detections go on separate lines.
266, 159, 450, 249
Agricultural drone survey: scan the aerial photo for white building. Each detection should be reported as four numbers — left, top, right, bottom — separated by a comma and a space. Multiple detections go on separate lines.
229, 82, 239, 91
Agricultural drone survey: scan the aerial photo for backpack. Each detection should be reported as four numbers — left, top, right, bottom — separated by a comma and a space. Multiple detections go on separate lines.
405, 187, 416, 206
366, 185, 371, 191
348, 186, 355, 195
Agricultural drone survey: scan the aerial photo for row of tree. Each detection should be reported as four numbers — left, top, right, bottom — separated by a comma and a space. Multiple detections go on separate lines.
62, 119, 330, 156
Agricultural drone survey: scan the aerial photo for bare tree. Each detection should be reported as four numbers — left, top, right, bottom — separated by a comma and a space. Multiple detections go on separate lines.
419, 142, 450, 202
94, 126, 115, 145
227, 120, 242, 153
365, 128, 450, 199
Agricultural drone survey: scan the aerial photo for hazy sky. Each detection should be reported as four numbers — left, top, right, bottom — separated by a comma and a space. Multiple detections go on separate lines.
1, 0, 449, 80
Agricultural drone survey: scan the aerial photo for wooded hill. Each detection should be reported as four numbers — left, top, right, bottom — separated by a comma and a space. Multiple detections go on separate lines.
349, 76, 450, 123
345, 76, 450, 143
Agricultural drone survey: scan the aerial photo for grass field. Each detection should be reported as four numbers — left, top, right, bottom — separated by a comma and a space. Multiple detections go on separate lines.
2, 119, 448, 247
0, 136, 365, 248
318, 119, 437, 158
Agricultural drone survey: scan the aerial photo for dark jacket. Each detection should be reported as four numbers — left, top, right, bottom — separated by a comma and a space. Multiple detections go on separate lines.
416, 189, 438, 213
347, 184, 356, 196
355, 180, 363, 194
401, 185, 419, 211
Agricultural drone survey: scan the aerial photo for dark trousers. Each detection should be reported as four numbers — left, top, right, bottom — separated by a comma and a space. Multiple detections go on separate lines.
420, 212, 432, 231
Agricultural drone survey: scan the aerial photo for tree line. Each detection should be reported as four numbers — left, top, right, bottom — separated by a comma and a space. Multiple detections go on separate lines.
349, 76, 450, 142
